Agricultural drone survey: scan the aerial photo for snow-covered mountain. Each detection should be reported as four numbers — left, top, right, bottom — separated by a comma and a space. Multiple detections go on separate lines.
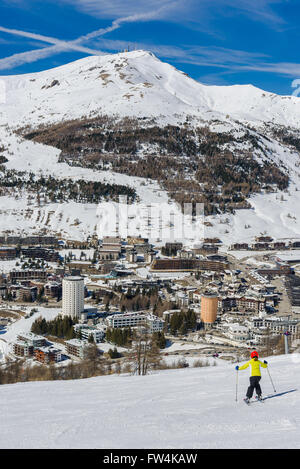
0, 353, 299, 449
1, 50, 300, 128
0, 50, 300, 244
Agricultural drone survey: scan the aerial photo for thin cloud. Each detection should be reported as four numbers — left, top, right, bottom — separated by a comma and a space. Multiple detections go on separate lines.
218, 0, 287, 26
0, 4, 175, 72
0, 26, 103, 55
61, 0, 180, 19
93, 37, 300, 79
0, 0, 295, 81
66, 0, 288, 30
0, 45, 61, 71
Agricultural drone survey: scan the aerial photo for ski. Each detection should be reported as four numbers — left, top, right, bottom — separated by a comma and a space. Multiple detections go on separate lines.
255, 396, 265, 403
243, 396, 265, 405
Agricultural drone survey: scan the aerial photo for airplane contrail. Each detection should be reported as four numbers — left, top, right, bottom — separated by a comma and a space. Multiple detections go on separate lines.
0, 5, 172, 71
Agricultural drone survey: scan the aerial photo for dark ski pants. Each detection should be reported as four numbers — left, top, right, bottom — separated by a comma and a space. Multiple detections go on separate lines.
246, 376, 262, 399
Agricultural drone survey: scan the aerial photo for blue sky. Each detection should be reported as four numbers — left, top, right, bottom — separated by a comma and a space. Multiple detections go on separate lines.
0, 0, 299, 95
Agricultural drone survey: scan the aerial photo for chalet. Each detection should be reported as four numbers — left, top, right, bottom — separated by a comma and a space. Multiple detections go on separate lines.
165, 242, 183, 250
230, 243, 249, 251
192, 290, 202, 303
98, 248, 120, 261
178, 249, 194, 259
64, 240, 88, 249
127, 236, 149, 245
97, 262, 116, 274
272, 242, 286, 250
255, 236, 273, 243
204, 238, 221, 244
99, 236, 122, 260
199, 244, 219, 254
257, 264, 293, 278
251, 242, 270, 250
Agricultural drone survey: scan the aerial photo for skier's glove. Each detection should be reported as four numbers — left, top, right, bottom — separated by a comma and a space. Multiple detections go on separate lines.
264, 360, 268, 364
235, 366, 239, 370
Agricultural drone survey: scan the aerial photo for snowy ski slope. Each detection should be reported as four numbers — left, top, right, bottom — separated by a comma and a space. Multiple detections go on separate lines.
0, 353, 299, 448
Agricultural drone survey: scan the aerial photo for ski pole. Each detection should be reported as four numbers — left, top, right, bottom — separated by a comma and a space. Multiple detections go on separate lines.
267, 366, 276, 393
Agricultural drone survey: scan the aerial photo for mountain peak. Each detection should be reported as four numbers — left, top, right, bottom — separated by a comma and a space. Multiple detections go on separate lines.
1, 50, 299, 129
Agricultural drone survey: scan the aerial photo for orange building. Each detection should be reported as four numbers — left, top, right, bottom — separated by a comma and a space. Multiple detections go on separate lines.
34, 347, 61, 364
200, 294, 219, 325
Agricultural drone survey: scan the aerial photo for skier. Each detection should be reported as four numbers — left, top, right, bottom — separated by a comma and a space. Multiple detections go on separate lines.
235, 351, 268, 403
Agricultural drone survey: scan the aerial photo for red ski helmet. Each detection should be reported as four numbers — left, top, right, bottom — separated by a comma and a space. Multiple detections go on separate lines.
251, 351, 259, 359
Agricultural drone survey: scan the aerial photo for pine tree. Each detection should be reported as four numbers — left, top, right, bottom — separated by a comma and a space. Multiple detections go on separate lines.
88, 333, 95, 343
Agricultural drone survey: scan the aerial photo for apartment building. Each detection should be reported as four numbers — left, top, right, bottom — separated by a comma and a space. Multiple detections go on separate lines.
65, 339, 89, 359
250, 327, 270, 345
21, 247, 60, 262
34, 346, 61, 364
107, 312, 164, 332
74, 324, 105, 343
226, 324, 250, 342
17, 332, 46, 347
9, 285, 38, 302
218, 295, 265, 313
0, 247, 17, 260
98, 248, 120, 261
44, 281, 62, 299
236, 296, 266, 313
107, 312, 146, 329
62, 276, 84, 319
9, 270, 48, 282
146, 314, 165, 333
250, 316, 300, 336
12, 341, 34, 357
4, 236, 58, 246
151, 258, 229, 272
257, 264, 293, 278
